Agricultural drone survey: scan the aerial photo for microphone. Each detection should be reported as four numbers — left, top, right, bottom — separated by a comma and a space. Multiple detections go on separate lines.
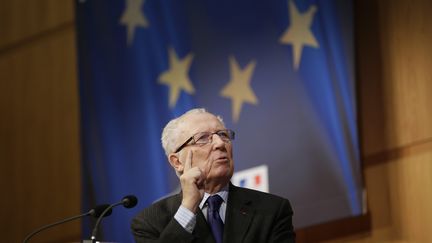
90, 195, 138, 242
23, 204, 112, 243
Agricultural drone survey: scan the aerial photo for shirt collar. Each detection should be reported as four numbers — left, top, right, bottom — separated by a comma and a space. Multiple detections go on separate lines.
199, 184, 229, 209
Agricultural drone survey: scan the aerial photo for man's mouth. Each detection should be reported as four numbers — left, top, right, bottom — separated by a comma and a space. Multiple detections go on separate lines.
214, 156, 229, 163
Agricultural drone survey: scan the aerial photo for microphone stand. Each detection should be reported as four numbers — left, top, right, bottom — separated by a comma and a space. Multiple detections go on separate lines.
23, 204, 111, 243
89, 195, 137, 243
90, 201, 124, 243
23, 212, 89, 243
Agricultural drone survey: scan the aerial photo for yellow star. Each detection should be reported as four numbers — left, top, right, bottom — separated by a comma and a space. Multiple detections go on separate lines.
119, 0, 149, 45
220, 56, 258, 123
158, 48, 195, 108
279, 0, 319, 70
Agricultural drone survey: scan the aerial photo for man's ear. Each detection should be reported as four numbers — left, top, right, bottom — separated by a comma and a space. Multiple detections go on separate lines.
168, 153, 183, 174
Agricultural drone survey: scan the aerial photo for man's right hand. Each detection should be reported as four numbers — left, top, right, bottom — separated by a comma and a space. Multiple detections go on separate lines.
179, 150, 206, 213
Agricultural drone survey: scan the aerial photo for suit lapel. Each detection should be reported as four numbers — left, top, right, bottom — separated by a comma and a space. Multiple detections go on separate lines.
194, 206, 216, 243
174, 192, 215, 243
223, 184, 254, 243
177, 185, 255, 243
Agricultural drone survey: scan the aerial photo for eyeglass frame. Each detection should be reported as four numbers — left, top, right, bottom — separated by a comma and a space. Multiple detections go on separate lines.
174, 129, 235, 153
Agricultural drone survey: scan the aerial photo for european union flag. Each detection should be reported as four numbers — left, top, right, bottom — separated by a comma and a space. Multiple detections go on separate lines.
76, 0, 363, 241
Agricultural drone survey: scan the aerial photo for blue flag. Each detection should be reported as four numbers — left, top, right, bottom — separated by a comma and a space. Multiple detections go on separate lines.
76, 0, 363, 241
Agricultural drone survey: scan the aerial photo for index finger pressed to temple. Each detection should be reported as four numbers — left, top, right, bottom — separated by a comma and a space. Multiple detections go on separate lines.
184, 150, 193, 171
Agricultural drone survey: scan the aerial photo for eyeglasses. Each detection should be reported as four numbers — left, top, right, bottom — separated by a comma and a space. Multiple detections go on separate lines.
174, 129, 235, 153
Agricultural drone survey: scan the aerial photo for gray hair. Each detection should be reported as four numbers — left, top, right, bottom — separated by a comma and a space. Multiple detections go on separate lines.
161, 108, 225, 157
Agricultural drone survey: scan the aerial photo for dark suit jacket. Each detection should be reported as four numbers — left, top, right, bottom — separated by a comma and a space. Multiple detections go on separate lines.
131, 184, 295, 243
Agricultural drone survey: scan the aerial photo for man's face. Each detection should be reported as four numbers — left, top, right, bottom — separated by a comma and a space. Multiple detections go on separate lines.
176, 112, 234, 184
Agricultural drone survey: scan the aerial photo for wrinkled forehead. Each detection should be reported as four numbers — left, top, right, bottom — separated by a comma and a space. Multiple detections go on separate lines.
178, 112, 225, 138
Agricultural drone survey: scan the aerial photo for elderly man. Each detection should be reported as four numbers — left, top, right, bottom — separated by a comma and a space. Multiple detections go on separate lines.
131, 108, 295, 243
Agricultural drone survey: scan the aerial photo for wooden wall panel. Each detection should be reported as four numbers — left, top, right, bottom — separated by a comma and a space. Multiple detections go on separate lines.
0, 25, 80, 243
387, 150, 432, 242
325, 150, 432, 243
324, 0, 432, 242
376, 0, 432, 152
358, 0, 432, 156
0, 0, 74, 49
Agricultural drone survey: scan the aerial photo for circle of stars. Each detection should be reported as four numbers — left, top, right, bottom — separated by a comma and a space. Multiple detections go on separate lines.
119, 0, 319, 122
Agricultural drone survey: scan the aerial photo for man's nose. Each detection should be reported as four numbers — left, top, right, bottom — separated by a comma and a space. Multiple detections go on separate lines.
211, 133, 225, 148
